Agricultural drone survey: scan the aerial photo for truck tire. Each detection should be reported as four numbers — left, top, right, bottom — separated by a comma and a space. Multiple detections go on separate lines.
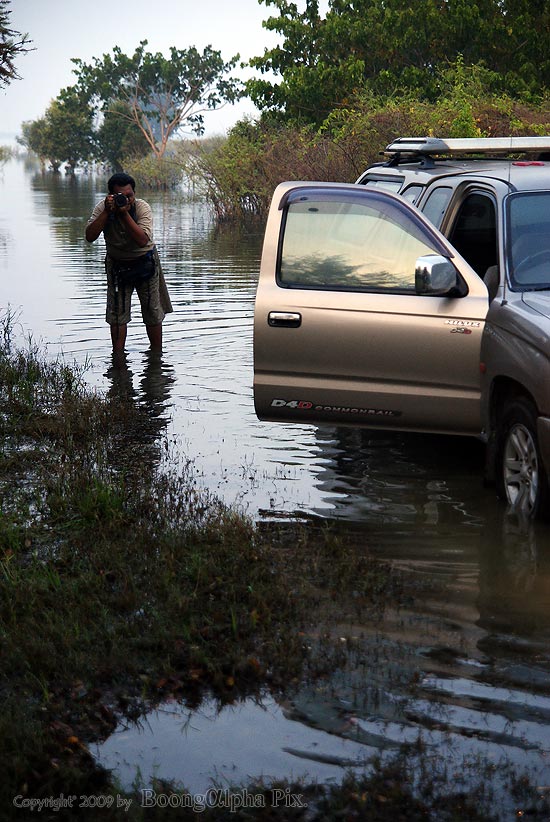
496, 397, 550, 518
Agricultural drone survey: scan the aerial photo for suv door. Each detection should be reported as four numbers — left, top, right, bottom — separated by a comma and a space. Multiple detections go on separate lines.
254, 183, 489, 435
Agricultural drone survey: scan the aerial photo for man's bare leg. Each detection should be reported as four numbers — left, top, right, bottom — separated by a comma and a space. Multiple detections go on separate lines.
146, 324, 162, 352
111, 323, 127, 354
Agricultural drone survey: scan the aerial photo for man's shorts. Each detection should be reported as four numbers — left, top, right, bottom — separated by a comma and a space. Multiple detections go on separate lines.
105, 254, 166, 326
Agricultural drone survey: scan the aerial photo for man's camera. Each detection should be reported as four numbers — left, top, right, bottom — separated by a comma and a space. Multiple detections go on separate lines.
114, 193, 128, 207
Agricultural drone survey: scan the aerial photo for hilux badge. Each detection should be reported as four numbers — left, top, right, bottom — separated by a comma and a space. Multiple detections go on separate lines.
445, 319, 480, 327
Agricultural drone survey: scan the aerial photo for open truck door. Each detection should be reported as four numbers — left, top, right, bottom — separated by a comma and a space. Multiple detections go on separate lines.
254, 183, 489, 435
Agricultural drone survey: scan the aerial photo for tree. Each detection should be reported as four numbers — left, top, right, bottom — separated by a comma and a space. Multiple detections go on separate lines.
18, 90, 94, 171
71, 40, 243, 158
247, 0, 550, 124
94, 100, 151, 171
18, 118, 49, 164
248, 0, 336, 122
0, 0, 32, 88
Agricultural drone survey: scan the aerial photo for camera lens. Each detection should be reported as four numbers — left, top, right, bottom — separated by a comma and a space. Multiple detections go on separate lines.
114, 193, 127, 207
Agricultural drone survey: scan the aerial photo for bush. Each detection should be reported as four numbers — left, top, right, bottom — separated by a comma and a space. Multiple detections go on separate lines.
194, 75, 550, 222
124, 151, 186, 190
190, 118, 358, 223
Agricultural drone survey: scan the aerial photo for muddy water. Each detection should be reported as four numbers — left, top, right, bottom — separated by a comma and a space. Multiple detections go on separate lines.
3, 157, 550, 815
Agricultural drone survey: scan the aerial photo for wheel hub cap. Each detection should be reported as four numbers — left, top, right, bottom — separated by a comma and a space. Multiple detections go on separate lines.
503, 423, 539, 513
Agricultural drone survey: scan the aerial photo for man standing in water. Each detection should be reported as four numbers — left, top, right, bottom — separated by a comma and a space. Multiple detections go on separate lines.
86, 172, 172, 353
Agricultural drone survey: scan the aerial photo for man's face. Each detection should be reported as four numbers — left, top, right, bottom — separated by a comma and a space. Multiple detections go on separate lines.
113, 184, 135, 204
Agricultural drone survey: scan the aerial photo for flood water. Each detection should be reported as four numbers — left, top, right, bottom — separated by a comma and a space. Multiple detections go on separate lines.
3, 156, 550, 816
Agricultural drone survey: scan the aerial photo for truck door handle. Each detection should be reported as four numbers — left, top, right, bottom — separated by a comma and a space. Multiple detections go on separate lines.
268, 311, 302, 328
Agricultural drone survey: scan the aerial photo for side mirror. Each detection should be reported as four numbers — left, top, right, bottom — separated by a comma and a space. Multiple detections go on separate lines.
415, 255, 467, 297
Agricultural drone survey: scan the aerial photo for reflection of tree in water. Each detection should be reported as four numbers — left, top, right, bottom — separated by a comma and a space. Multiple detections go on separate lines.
162, 216, 264, 269
104, 351, 176, 469
30, 167, 100, 251
157, 207, 263, 305
477, 508, 550, 639
281, 253, 412, 291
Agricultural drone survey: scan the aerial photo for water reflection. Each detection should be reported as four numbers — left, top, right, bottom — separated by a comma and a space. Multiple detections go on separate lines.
478, 508, 550, 640
105, 354, 136, 403
94, 696, 371, 795
104, 351, 176, 471
105, 350, 175, 413
139, 350, 176, 417
94, 505, 550, 814
310, 426, 488, 527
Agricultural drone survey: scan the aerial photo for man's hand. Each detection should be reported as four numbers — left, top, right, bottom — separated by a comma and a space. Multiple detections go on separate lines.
86, 188, 149, 247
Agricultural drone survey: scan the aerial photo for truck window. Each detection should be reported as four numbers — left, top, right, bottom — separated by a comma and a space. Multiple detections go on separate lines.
360, 177, 403, 194
401, 185, 424, 205
508, 191, 550, 288
421, 187, 453, 228
278, 197, 442, 293
448, 192, 497, 278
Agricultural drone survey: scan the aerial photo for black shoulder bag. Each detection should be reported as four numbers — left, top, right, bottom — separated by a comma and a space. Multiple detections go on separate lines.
112, 248, 156, 289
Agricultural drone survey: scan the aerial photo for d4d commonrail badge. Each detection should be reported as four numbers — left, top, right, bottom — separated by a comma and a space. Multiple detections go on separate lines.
271, 399, 401, 417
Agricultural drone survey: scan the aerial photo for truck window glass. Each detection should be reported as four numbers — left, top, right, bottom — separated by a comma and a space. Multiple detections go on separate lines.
421, 187, 452, 228
278, 198, 441, 293
361, 178, 403, 194
509, 192, 550, 288
448, 193, 497, 277
401, 185, 424, 204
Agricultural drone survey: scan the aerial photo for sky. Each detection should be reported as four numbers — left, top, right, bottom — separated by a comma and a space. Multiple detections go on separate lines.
0, 0, 282, 140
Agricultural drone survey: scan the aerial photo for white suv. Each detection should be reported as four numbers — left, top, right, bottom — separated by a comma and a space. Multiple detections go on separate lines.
253, 137, 550, 517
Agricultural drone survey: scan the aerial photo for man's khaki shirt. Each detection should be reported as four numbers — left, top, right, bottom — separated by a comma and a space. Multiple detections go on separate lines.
87, 198, 155, 261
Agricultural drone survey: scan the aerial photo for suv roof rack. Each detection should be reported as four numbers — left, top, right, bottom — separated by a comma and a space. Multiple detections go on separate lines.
384, 136, 550, 157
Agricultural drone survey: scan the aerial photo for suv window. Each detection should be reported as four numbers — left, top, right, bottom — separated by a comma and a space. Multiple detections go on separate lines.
401, 185, 424, 205
278, 196, 443, 293
508, 192, 550, 289
421, 187, 453, 228
448, 192, 497, 278
360, 177, 403, 194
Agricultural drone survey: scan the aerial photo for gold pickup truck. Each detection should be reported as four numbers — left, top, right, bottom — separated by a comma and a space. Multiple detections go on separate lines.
254, 137, 550, 518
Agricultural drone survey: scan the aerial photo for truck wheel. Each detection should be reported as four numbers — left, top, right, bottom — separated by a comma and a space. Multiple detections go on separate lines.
497, 398, 550, 518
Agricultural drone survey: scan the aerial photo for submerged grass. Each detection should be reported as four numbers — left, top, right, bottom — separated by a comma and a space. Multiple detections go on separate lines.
0, 314, 403, 815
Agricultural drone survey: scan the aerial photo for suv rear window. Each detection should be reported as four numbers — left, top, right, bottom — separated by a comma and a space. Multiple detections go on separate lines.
401, 185, 424, 205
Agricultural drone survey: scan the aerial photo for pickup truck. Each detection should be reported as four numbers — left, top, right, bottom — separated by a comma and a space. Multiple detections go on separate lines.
253, 137, 550, 518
